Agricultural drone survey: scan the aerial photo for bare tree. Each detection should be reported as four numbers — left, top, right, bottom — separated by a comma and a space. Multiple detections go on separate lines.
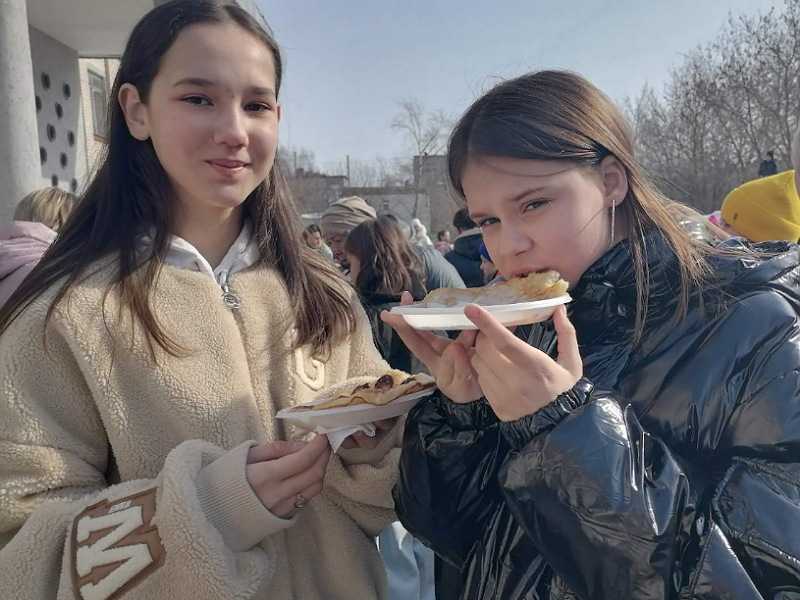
629, 0, 800, 212
324, 156, 409, 188
391, 99, 452, 215
277, 146, 318, 175
391, 99, 451, 158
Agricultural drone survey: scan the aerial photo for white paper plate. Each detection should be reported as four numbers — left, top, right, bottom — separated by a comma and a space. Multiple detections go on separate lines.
276, 387, 436, 431
390, 294, 572, 330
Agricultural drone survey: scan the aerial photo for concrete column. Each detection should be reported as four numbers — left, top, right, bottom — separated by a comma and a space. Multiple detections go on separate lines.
0, 0, 40, 223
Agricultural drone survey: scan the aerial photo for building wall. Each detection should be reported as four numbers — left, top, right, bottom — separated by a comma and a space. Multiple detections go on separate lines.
288, 172, 348, 220
341, 187, 432, 230
417, 154, 462, 237
78, 57, 119, 187
28, 26, 83, 194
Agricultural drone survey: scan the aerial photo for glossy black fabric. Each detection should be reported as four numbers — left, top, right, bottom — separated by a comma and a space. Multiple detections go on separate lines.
395, 233, 800, 599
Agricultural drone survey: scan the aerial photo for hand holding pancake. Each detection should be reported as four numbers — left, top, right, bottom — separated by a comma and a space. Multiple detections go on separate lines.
381, 292, 483, 404
465, 304, 583, 421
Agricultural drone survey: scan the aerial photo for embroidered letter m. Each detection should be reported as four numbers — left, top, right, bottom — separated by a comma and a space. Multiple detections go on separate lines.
72, 488, 165, 600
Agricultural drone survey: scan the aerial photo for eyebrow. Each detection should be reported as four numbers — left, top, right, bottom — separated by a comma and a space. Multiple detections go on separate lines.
172, 77, 276, 97
469, 186, 548, 220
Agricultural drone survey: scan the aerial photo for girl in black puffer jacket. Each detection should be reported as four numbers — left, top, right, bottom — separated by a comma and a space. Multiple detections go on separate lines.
383, 70, 800, 600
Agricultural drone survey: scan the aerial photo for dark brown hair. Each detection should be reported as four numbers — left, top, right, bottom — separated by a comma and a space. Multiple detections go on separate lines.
345, 216, 425, 297
0, 0, 355, 356
448, 70, 714, 343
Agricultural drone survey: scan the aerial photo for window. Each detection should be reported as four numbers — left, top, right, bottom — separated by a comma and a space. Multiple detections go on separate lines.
89, 71, 108, 139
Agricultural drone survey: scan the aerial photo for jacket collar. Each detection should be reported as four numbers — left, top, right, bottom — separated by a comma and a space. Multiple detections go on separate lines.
569, 231, 680, 344
139, 222, 260, 286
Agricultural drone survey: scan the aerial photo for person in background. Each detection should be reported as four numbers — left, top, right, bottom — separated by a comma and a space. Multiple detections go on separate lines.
345, 217, 436, 600
445, 207, 483, 287
382, 214, 465, 293
665, 202, 730, 245
303, 223, 334, 260
720, 169, 800, 242
758, 150, 778, 177
410, 218, 434, 247
320, 195, 377, 269
0, 187, 77, 307
478, 241, 497, 284
434, 230, 452, 255
345, 216, 427, 371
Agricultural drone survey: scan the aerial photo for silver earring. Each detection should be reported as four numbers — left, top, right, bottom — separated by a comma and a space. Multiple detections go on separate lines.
609, 202, 616, 248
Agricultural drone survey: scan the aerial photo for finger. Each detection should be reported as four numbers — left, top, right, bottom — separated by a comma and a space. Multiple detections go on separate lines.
553, 306, 583, 378
470, 347, 513, 389
400, 291, 414, 305
474, 336, 516, 371
269, 434, 330, 479
470, 352, 509, 418
455, 328, 478, 348
272, 443, 331, 503
247, 440, 307, 464
351, 431, 380, 450
465, 304, 547, 365
442, 342, 478, 388
270, 479, 325, 519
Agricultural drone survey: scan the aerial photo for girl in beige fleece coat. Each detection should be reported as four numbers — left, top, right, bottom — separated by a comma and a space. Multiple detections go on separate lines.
0, 2, 402, 599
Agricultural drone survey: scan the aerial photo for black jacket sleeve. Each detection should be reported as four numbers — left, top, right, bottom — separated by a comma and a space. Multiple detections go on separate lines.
498, 371, 800, 599
393, 392, 507, 567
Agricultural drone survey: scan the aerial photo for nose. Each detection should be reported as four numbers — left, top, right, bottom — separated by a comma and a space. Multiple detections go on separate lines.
213, 105, 248, 148
497, 221, 533, 259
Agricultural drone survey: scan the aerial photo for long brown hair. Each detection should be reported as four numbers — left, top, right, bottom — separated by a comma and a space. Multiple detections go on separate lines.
0, 0, 355, 356
448, 70, 714, 343
345, 216, 425, 297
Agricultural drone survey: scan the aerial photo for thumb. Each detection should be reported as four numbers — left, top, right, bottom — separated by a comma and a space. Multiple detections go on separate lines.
553, 306, 582, 378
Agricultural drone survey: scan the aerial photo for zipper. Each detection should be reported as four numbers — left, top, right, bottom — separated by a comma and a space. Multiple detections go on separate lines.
218, 270, 241, 310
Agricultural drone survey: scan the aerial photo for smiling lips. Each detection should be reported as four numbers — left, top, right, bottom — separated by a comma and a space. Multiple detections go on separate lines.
207, 159, 249, 176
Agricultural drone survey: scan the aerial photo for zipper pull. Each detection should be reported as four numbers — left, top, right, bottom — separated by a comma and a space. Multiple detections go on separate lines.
219, 271, 241, 310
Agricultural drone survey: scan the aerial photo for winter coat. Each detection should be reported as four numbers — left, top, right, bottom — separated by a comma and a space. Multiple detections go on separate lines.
0, 221, 56, 307
395, 232, 800, 599
416, 244, 466, 292
445, 231, 483, 288
358, 275, 428, 373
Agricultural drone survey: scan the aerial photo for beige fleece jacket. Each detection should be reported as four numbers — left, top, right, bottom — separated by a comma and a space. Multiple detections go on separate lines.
0, 260, 400, 600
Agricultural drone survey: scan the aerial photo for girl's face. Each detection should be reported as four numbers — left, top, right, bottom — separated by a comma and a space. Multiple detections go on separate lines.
462, 156, 628, 287
120, 22, 280, 222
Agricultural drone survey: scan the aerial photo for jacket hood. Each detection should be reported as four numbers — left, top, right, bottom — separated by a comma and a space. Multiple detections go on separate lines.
451, 231, 483, 260
0, 221, 56, 280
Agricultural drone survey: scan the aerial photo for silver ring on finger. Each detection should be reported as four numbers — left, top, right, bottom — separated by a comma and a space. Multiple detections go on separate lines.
294, 493, 307, 510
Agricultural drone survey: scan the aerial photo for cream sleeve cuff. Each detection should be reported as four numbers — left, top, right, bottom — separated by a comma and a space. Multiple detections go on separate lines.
195, 440, 296, 552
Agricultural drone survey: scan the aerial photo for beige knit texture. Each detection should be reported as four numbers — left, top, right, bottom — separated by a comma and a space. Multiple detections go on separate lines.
0, 262, 399, 599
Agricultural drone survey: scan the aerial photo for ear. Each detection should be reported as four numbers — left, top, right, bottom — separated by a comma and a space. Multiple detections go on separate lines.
118, 83, 150, 141
598, 155, 629, 209
276, 103, 282, 122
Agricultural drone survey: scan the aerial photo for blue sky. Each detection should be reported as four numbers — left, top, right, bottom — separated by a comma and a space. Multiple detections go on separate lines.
258, 0, 780, 171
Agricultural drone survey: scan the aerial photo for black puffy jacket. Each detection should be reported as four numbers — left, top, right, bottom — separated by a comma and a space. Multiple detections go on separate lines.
395, 233, 800, 599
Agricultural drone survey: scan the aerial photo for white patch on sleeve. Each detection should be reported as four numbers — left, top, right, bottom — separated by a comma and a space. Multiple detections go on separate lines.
71, 488, 165, 600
